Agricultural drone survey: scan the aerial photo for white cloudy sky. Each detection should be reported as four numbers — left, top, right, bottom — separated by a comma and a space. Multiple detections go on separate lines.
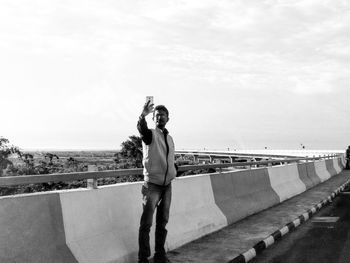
1, 0, 350, 150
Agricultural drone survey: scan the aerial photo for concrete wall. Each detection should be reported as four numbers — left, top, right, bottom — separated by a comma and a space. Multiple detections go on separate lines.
267, 163, 306, 202
167, 175, 227, 250
0, 157, 344, 263
60, 183, 142, 263
0, 193, 77, 263
209, 168, 280, 225
314, 160, 332, 182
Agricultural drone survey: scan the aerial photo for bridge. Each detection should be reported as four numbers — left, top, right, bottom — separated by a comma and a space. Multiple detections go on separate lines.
0, 150, 346, 263
175, 149, 340, 164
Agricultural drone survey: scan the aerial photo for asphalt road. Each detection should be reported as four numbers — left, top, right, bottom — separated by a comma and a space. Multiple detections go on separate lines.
251, 191, 350, 263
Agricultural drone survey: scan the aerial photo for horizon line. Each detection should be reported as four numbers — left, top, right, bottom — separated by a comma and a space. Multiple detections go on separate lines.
21, 148, 344, 152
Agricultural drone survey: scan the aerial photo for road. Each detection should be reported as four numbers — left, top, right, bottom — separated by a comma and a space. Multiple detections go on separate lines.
251, 191, 350, 263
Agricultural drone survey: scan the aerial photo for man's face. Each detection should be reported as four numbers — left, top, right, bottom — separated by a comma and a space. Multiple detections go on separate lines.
153, 109, 169, 129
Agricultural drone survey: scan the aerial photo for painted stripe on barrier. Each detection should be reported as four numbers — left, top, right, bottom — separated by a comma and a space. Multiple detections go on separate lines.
293, 218, 301, 227
253, 241, 266, 254
263, 236, 274, 247
302, 212, 309, 221
271, 230, 282, 241
280, 226, 289, 236
243, 248, 256, 262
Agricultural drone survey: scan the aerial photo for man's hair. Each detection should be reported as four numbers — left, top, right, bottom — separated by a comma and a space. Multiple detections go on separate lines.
153, 105, 169, 117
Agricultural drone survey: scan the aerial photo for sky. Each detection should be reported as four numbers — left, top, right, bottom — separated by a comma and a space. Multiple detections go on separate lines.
1, 0, 350, 151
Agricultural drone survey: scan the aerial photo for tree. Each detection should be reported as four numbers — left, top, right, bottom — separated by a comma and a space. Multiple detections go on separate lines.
19, 153, 35, 175
119, 135, 143, 168
22, 153, 34, 166
44, 153, 59, 165
0, 137, 22, 176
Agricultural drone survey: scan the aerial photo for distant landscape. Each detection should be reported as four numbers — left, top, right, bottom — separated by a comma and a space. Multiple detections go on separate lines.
3, 134, 342, 197
0, 150, 136, 196
1, 148, 205, 196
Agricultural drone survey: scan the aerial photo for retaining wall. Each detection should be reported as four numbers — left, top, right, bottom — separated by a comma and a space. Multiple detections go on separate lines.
0, 157, 345, 263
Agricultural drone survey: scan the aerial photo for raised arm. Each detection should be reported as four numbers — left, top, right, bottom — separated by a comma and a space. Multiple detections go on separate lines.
137, 100, 154, 145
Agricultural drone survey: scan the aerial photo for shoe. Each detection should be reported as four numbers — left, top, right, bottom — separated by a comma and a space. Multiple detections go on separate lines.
153, 255, 171, 263
138, 259, 149, 263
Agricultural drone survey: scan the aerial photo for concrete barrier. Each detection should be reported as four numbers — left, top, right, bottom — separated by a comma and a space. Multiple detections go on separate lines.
314, 160, 331, 182
0, 193, 78, 263
333, 158, 342, 174
0, 158, 344, 263
338, 155, 345, 168
61, 175, 229, 262
167, 174, 227, 250
340, 156, 345, 169
60, 183, 142, 263
209, 168, 280, 224
305, 162, 322, 187
325, 159, 337, 177
267, 164, 306, 202
297, 163, 315, 189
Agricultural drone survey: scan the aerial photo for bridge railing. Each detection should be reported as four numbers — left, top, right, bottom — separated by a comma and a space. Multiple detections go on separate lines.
0, 155, 341, 188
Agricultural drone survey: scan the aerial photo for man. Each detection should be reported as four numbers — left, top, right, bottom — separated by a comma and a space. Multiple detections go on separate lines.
346, 146, 350, 169
137, 100, 177, 263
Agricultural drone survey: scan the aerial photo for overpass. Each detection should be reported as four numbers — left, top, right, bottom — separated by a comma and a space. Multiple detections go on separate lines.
175, 149, 342, 164
0, 151, 346, 263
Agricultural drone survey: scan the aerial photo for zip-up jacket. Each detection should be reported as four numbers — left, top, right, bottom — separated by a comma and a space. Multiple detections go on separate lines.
137, 115, 177, 185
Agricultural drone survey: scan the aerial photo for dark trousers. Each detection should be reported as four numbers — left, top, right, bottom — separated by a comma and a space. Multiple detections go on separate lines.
346, 158, 350, 169
138, 181, 172, 261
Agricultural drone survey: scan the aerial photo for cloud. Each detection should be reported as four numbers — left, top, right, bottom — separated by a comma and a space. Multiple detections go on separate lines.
134, 0, 350, 95
2, 0, 350, 96
2, 0, 350, 150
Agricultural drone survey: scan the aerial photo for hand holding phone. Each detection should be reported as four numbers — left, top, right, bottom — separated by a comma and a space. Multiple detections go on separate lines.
142, 96, 154, 116
146, 96, 154, 106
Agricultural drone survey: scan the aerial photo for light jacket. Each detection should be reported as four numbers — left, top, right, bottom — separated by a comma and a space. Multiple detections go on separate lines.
142, 128, 176, 185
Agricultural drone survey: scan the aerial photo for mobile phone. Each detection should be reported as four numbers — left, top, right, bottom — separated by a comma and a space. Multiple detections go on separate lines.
146, 96, 154, 105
